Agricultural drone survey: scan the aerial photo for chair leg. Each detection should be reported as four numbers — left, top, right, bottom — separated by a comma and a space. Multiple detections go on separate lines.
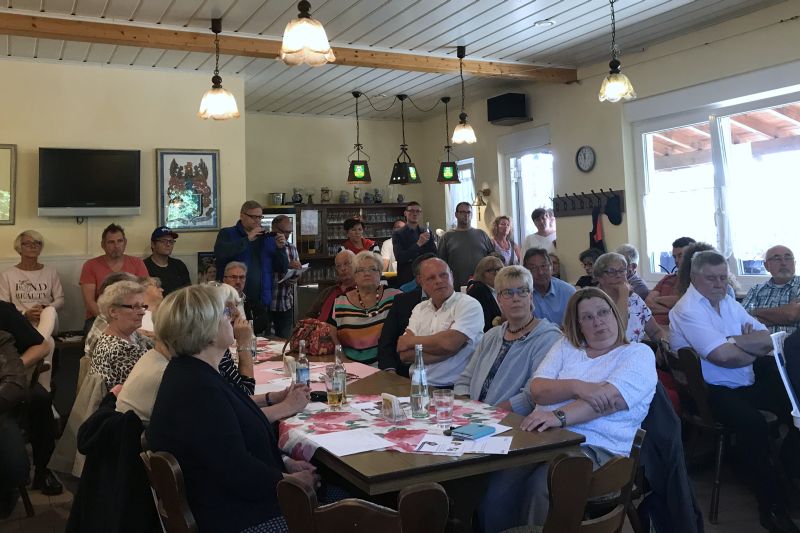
626, 502, 644, 533
710, 433, 724, 525
18, 486, 34, 517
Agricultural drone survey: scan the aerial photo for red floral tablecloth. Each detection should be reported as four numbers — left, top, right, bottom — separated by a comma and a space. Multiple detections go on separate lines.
278, 394, 508, 460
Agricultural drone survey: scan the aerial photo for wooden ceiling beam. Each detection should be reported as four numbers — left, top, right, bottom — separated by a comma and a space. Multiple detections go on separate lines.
0, 12, 576, 83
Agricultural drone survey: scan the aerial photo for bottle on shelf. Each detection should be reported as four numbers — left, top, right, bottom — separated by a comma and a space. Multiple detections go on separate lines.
409, 343, 430, 418
296, 340, 310, 386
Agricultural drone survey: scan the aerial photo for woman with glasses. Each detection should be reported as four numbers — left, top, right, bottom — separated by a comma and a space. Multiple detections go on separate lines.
489, 215, 521, 265
594, 252, 665, 342
328, 251, 401, 363
575, 248, 602, 288
466, 256, 504, 332
342, 217, 375, 254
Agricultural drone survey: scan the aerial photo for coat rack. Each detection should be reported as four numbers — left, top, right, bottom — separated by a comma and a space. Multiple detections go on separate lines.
551, 188, 625, 218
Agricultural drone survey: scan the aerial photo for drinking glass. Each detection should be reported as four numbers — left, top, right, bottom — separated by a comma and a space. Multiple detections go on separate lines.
433, 389, 454, 429
324, 364, 344, 409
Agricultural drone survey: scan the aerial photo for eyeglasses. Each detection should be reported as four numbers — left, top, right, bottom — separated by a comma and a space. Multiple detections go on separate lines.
527, 264, 551, 272
156, 239, 176, 245
355, 267, 381, 274
21, 241, 42, 248
767, 254, 795, 263
224, 275, 247, 281
601, 268, 627, 277
486, 267, 502, 273
578, 307, 612, 323
456, 210, 472, 215
118, 303, 148, 311
498, 287, 531, 299
241, 212, 262, 221
405, 209, 422, 214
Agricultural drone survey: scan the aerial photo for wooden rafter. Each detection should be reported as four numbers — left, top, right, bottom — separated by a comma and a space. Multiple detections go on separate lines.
765, 108, 800, 128
729, 118, 772, 140
0, 12, 576, 83
652, 132, 695, 152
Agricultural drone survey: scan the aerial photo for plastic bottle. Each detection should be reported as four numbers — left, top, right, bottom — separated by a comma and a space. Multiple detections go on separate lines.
296, 340, 310, 386
410, 344, 430, 418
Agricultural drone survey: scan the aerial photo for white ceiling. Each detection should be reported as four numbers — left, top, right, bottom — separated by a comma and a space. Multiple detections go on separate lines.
0, 0, 784, 119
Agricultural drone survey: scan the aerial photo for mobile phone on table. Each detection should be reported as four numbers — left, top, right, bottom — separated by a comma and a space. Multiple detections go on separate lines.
310, 391, 328, 402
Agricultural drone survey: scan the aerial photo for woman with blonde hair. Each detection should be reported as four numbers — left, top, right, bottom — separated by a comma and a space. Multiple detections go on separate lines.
489, 215, 521, 265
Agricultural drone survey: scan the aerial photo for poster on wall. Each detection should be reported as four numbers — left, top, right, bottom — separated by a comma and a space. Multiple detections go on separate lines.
0, 145, 16, 225
157, 149, 220, 231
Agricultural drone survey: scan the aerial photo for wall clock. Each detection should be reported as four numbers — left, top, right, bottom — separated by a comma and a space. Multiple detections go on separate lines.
576, 145, 596, 173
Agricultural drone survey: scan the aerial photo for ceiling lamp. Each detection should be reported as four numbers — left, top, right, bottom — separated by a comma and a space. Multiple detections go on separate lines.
347, 91, 371, 184
279, 1, 335, 67
198, 18, 240, 120
598, 0, 636, 103
389, 95, 420, 185
437, 97, 460, 184
452, 45, 477, 144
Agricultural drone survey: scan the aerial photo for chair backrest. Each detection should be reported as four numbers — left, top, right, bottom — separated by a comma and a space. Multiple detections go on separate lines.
770, 331, 800, 429
277, 477, 449, 533
139, 450, 198, 533
664, 346, 717, 426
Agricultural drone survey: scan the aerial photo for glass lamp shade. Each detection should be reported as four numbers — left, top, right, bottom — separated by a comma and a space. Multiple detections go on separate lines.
452, 122, 477, 144
598, 72, 637, 103
280, 17, 336, 67
347, 160, 372, 183
198, 86, 240, 120
437, 162, 459, 184
390, 162, 421, 185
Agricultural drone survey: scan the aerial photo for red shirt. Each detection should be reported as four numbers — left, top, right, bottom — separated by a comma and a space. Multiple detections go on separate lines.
80, 255, 149, 317
651, 273, 679, 325
343, 238, 376, 254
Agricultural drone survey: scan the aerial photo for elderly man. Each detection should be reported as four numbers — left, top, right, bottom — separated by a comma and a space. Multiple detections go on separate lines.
222, 262, 249, 318
646, 237, 696, 325
438, 202, 495, 289
670, 251, 799, 532
269, 215, 302, 338
616, 244, 649, 300
80, 223, 148, 331
742, 245, 800, 334
524, 248, 575, 326
305, 250, 355, 323
522, 208, 556, 254
144, 226, 191, 296
393, 201, 437, 286
215, 201, 288, 335
397, 258, 483, 388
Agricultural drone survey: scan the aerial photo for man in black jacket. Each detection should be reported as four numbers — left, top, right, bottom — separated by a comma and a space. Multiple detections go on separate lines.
392, 202, 437, 286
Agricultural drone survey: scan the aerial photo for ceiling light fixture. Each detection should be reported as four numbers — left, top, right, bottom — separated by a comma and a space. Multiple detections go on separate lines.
437, 96, 460, 184
197, 18, 240, 120
598, 0, 636, 103
279, 1, 335, 67
389, 95, 420, 185
452, 46, 477, 144
533, 19, 556, 27
347, 91, 371, 184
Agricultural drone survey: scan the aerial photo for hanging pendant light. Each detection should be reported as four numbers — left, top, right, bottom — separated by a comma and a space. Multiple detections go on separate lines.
452, 45, 477, 144
347, 91, 371, 183
280, 1, 336, 67
198, 18, 240, 120
598, 0, 636, 103
389, 95, 420, 185
437, 97, 459, 184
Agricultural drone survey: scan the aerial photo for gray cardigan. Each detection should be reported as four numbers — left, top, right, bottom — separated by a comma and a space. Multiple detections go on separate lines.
454, 319, 563, 414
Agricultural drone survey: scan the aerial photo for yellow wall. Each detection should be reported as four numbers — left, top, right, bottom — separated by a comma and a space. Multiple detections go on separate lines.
0, 60, 247, 328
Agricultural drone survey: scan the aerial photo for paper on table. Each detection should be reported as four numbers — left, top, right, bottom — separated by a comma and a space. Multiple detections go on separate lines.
414, 434, 467, 456
463, 436, 512, 455
278, 264, 310, 284
308, 429, 393, 457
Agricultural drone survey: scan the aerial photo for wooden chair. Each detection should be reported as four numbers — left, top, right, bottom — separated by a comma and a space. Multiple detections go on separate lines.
277, 476, 449, 532
139, 449, 198, 533
16, 485, 34, 517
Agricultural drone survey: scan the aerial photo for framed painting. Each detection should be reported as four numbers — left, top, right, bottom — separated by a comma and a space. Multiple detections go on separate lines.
0, 145, 16, 225
157, 149, 220, 231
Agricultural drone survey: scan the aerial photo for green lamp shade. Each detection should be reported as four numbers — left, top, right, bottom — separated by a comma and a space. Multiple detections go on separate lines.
347, 160, 371, 183
390, 162, 421, 185
437, 162, 459, 183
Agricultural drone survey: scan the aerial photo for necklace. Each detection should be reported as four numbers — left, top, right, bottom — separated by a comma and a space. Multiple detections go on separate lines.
356, 285, 383, 317
507, 316, 535, 335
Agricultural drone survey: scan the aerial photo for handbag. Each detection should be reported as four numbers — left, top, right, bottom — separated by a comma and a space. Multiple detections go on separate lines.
284, 318, 335, 356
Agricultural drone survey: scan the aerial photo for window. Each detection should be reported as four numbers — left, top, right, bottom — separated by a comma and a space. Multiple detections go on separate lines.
444, 158, 477, 229
509, 151, 554, 245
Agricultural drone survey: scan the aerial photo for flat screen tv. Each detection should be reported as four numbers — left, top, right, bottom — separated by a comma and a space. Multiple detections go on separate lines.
38, 148, 141, 216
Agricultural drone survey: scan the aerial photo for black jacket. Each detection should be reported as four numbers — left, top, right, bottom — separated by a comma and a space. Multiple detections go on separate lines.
466, 280, 501, 332
377, 288, 423, 377
392, 226, 437, 286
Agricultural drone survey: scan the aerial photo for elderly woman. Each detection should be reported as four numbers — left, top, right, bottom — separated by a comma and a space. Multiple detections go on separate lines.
575, 248, 602, 288
466, 256, 504, 332
594, 252, 665, 343
456, 266, 562, 412
139, 277, 164, 335
147, 284, 320, 533
342, 217, 375, 254
0, 230, 64, 339
490, 215, 521, 266
328, 251, 401, 363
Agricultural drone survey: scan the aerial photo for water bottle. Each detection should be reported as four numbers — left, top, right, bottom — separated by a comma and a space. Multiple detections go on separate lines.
296, 340, 310, 386
410, 344, 430, 418
332, 345, 347, 406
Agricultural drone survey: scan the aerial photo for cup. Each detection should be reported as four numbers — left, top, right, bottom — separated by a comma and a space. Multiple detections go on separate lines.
283, 355, 297, 384
324, 364, 345, 409
433, 389, 454, 429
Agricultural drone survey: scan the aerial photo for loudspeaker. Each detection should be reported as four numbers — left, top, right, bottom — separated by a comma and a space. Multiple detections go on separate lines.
487, 93, 531, 125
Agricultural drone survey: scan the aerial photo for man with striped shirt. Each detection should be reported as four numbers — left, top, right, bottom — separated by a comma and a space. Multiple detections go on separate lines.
743, 245, 800, 334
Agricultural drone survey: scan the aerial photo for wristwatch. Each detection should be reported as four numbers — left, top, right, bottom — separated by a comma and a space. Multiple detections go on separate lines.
553, 409, 567, 428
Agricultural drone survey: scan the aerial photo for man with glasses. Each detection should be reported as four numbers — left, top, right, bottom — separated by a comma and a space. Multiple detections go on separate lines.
437, 202, 494, 290
524, 247, 575, 326
743, 245, 800, 334
616, 243, 650, 300
393, 201, 437, 286
215, 201, 288, 335
144, 226, 190, 296
269, 215, 301, 338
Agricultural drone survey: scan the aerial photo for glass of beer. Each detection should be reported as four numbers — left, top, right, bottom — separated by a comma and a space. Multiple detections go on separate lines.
324, 364, 344, 409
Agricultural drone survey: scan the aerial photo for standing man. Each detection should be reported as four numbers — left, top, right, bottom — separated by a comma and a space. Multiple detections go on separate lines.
522, 208, 556, 253
393, 201, 437, 286
80, 224, 148, 332
269, 215, 301, 338
646, 237, 695, 325
437, 202, 494, 289
616, 244, 650, 300
214, 201, 288, 335
144, 226, 191, 296
742, 245, 800, 334
524, 248, 575, 326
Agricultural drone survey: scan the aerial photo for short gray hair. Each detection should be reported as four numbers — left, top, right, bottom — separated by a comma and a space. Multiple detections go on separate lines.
97, 280, 145, 317
593, 252, 627, 278
240, 200, 262, 213
211, 281, 241, 306
354, 250, 383, 272
224, 261, 248, 275
155, 284, 225, 357
616, 244, 639, 265
494, 265, 533, 293
690, 250, 727, 276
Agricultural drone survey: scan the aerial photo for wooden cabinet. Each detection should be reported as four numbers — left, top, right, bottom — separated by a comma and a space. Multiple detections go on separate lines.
295, 203, 406, 284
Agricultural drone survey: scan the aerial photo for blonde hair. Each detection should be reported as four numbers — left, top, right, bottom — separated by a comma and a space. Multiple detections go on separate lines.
474, 256, 504, 284
562, 287, 627, 348
490, 215, 512, 238
155, 284, 225, 357
354, 250, 383, 273
494, 265, 533, 293
13, 230, 44, 254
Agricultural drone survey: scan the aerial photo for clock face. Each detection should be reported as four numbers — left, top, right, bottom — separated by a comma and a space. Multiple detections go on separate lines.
576, 146, 596, 172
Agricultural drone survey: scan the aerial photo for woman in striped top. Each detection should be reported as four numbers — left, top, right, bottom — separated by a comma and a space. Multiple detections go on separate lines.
329, 251, 401, 363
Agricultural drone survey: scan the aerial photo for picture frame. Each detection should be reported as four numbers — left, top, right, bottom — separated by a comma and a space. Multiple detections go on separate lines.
157, 149, 220, 231
0, 144, 16, 225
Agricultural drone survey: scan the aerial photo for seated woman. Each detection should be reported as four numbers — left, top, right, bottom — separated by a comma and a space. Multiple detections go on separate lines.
455, 266, 562, 413
341, 217, 375, 254
147, 284, 320, 533
305, 250, 355, 323
549, 253, 562, 279
489, 215, 521, 266
84, 272, 141, 359
329, 251, 401, 364
138, 276, 164, 336
594, 252, 665, 343
575, 248, 601, 288
466, 256, 503, 332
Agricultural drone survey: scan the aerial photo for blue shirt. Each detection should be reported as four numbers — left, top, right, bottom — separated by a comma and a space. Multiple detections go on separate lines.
533, 277, 576, 327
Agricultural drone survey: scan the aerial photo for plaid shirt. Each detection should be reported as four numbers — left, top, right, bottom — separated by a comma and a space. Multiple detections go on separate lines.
270, 242, 299, 312
741, 275, 800, 334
